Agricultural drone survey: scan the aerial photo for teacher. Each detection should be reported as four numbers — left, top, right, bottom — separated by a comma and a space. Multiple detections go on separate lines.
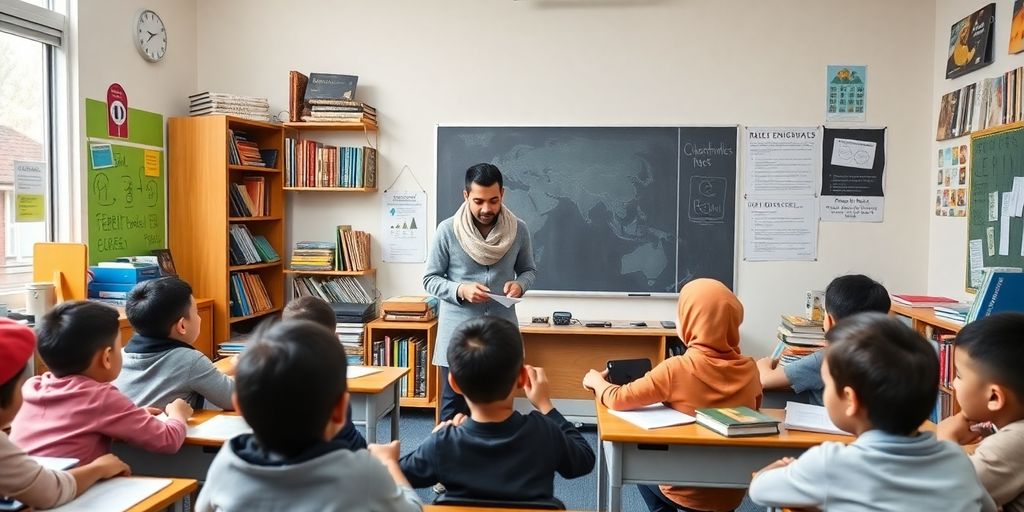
423, 163, 537, 421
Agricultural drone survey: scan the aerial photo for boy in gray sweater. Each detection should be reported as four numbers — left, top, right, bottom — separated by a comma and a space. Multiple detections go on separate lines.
196, 320, 421, 512
113, 277, 234, 410
750, 313, 995, 512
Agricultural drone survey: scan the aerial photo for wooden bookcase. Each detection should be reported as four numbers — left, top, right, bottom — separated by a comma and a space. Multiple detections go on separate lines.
168, 116, 286, 344
891, 303, 962, 417
365, 318, 438, 410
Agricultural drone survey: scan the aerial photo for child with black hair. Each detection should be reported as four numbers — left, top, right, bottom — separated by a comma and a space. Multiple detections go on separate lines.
10, 301, 191, 464
196, 320, 421, 512
282, 295, 367, 451
938, 312, 1024, 511
750, 313, 995, 511
758, 274, 892, 405
114, 277, 234, 409
398, 316, 594, 503
0, 318, 130, 509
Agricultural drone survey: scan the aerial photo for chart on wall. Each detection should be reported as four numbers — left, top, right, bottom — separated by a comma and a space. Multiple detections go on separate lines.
85, 98, 166, 264
436, 126, 737, 295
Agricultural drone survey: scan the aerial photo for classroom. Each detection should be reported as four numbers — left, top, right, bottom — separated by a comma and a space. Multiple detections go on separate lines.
2, 0, 1024, 511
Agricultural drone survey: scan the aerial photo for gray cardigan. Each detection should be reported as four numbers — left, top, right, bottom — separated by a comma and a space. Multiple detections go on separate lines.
423, 216, 537, 366
113, 347, 234, 410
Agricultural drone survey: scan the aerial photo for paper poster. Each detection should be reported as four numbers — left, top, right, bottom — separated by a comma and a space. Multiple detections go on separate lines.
988, 226, 996, 256
820, 127, 886, 222
989, 191, 999, 221
830, 139, 876, 169
970, 238, 985, 287
935, 143, 968, 217
13, 161, 45, 222
1001, 192, 1012, 256
826, 65, 867, 122
743, 196, 819, 261
743, 127, 821, 195
89, 144, 114, 169
143, 150, 161, 177
381, 190, 427, 263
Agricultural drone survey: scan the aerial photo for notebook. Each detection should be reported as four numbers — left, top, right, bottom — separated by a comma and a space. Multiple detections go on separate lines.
783, 401, 852, 436
607, 404, 696, 430
187, 415, 252, 441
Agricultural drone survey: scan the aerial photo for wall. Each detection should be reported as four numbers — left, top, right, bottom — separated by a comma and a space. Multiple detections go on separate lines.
929, 0, 1024, 300
194, 0, 936, 356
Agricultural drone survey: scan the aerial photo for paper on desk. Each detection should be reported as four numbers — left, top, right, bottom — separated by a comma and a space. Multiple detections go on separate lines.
48, 477, 171, 512
187, 414, 252, 440
487, 293, 522, 308
607, 404, 696, 430
348, 366, 383, 379
30, 456, 78, 470
783, 401, 852, 436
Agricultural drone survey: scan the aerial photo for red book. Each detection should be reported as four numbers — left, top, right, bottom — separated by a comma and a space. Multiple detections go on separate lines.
891, 294, 958, 308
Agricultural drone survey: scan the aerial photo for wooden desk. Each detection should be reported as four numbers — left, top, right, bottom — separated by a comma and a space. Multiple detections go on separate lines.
348, 367, 409, 444
517, 322, 675, 422
595, 404, 853, 512
113, 411, 241, 481
126, 477, 197, 512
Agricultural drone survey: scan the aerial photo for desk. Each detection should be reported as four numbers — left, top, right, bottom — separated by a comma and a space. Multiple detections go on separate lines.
113, 411, 238, 481
126, 478, 197, 512
516, 322, 674, 422
595, 404, 852, 512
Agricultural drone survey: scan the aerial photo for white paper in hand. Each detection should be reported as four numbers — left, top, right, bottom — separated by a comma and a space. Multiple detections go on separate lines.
187, 415, 252, 441
607, 404, 696, 430
783, 401, 852, 436
486, 293, 522, 308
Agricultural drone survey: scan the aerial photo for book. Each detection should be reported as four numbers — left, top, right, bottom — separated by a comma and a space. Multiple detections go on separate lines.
945, 3, 996, 80
782, 401, 851, 436
382, 296, 439, 314
967, 272, 1024, 322
780, 315, 823, 334
304, 73, 358, 102
288, 71, 309, 122
695, 407, 780, 437
891, 294, 958, 308
607, 404, 697, 430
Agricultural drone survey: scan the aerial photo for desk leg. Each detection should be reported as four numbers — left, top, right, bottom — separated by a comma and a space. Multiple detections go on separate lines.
365, 392, 378, 445
172, 497, 186, 512
607, 441, 623, 512
597, 434, 607, 512
391, 382, 401, 442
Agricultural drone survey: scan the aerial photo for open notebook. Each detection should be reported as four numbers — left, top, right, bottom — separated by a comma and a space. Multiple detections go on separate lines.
608, 404, 696, 430
783, 401, 852, 436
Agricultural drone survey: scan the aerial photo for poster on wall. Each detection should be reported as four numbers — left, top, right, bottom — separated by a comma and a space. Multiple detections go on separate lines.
946, 3, 996, 79
743, 127, 821, 195
381, 190, 427, 263
825, 66, 866, 122
936, 143, 969, 217
85, 98, 166, 265
743, 196, 819, 261
820, 127, 887, 222
1011, 0, 1024, 53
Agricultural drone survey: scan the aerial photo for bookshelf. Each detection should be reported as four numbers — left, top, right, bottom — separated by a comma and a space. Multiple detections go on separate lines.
365, 318, 438, 409
890, 303, 962, 419
283, 187, 378, 192
283, 121, 378, 132
168, 115, 286, 344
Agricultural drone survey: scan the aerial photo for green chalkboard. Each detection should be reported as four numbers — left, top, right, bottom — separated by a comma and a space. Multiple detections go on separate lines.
84, 98, 166, 265
966, 123, 1024, 290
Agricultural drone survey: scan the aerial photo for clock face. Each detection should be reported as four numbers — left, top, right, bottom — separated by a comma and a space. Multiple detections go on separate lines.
135, 10, 166, 62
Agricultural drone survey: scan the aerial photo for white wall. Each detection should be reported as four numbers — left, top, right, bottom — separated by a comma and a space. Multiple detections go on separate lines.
192, 0, 936, 356
929, 0, 1024, 300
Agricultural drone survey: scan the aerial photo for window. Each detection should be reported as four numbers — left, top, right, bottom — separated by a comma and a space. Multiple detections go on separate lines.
0, 0, 65, 291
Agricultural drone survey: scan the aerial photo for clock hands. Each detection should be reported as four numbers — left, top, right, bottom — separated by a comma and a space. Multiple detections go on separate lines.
146, 31, 158, 41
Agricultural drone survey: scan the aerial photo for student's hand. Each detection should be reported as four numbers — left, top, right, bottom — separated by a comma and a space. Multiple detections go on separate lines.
503, 281, 523, 298
458, 283, 491, 303
367, 440, 401, 463
431, 413, 468, 433
753, 457, 795, 477
145, 407, 162, 416
223, 355, 239, 377
89, 453, 131, 478
937, 412, 983, 445
756, 356, 776, 373
582, 369, 610, 392
524, 365, 554, 414
165, 398, 193, 422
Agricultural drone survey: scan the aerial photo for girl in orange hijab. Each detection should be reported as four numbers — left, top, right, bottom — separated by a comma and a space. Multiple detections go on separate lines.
582, 278, 762, 512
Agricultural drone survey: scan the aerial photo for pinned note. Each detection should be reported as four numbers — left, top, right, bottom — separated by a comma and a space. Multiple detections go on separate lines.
143, 150, 160, 177
1001, 192, 1012, 256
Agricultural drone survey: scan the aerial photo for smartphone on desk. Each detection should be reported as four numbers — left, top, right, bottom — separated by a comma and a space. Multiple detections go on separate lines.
606, 358, 653, 385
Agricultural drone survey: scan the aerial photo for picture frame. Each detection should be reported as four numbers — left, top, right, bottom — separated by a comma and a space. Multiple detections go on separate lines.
151, 249, 178, 277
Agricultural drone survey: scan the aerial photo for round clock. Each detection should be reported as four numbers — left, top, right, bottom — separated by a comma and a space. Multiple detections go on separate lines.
133, 9, 166, 62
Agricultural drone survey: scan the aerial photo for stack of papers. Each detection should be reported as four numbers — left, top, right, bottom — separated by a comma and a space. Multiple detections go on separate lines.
783, 401, 852, 436
607, 404, 696, 430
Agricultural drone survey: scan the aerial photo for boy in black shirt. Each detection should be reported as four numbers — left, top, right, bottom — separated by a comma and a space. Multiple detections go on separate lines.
397, 317, 594, 502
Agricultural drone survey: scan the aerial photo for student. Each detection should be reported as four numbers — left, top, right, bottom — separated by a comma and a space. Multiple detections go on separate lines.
10, 301, 192, 465
0, 318, 130, 509
281, 295, 367, 450
749, 313, 995, 511
938, 312, 1024, 511
398, 316, 594, 503
196, 320, 421, 512
582, 278, 761, 512
757, 274, 891, 406
114, 277, 234, 410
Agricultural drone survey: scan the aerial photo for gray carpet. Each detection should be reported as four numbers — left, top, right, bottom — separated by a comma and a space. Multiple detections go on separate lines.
363, 409, 764, 511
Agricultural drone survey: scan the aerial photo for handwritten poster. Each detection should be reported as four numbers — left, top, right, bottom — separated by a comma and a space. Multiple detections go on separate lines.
85, 98, 165, 264
820, 127, 887, 222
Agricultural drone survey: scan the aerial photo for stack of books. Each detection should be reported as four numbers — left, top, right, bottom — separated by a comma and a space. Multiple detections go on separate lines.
336, 225, 371, 272
773, 315, 825, 367
290, 241, 336, 271
934, 333, 956, 389
934, 303, 971, 324
229, 224, 279, 265
302, 101, 377, 125
189, 92, 271, 122
87, 262, 161, 307
284, 138, 378, 189
228, 177, 267, 217
217, 340, 246, 358
695, 407, 780, 437
890, 294, 958, 308
229, 272, 274, 318
371, 335, 428, 398
382, 296, 438, 322
293, 276, 373, 304
337, 322, 365, 366
228, 130, 270, 167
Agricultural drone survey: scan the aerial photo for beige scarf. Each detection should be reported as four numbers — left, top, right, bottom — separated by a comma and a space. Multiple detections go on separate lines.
453, 202, 519, 266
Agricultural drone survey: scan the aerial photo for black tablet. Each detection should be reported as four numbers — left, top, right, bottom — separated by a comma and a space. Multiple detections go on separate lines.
606, 358, 653, 385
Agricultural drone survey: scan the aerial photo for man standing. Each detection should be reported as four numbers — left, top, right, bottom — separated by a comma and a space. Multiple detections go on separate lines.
424, 163, 537, 421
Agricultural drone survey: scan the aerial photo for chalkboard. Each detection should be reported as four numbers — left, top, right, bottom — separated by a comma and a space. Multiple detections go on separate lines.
966, 123, 1024, 290
436, 126, 737, 295
85, 99, 166, 264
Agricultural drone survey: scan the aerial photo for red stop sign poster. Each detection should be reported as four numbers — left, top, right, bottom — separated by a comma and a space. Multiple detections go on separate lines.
106, 83, 129, 138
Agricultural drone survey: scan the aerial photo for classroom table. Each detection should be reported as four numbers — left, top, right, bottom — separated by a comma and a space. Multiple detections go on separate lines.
594, 405, 853, 512
112, 411, 241, 481
126, 478, 197, 512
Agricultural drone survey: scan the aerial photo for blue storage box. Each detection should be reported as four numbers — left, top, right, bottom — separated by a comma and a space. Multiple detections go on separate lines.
89, 264, 160, 285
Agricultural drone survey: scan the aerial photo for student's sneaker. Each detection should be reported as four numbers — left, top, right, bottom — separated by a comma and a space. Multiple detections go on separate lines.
432, 483, 446, 495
